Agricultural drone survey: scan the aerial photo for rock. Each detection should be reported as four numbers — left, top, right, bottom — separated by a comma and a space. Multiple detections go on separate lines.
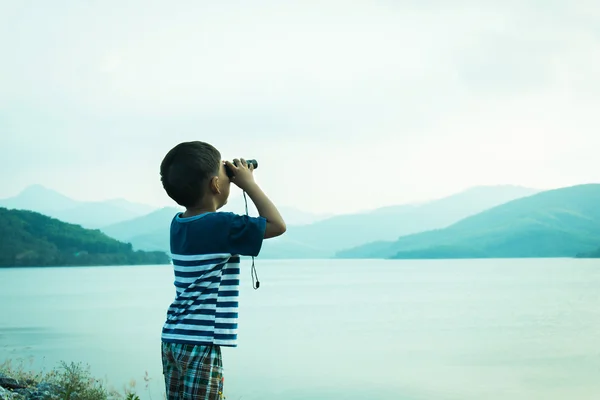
0, 378, 65, 400
12, 389, 32, 399
0, 385, 25, 400
32, 383, 63, 400
0, 386, 10, 400
0, 378, 26, 390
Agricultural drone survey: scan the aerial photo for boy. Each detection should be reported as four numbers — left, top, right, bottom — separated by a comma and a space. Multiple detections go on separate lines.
159, 141, 286, 399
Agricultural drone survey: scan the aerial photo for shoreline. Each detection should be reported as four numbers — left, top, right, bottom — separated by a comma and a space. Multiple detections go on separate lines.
0, 359, 148, 400
0, 264, 171, 270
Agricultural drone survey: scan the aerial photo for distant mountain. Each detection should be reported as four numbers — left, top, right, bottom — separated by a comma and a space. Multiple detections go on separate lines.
0, 184, 79, 212
221, 194, 332, 226
100, 207, 182, 251
101, 185, 538, 258
576, 246, 600, 258
0, 185, 157, 228
255, 236, 332, 259
337, 184, 600, 259
257, 185, 539, 258
100, 195, 332, 253
102, 198, 156, 215
0, 207, 170, 267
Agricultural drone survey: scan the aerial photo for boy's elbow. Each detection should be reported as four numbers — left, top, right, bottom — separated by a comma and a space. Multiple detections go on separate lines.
265, 221, 287, 238
273, 221, 287, 236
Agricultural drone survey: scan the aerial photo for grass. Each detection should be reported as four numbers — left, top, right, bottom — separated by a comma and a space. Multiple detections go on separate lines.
0, 358, 148, 400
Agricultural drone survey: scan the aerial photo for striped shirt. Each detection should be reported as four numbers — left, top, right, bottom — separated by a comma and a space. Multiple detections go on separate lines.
161, 211, 266, 347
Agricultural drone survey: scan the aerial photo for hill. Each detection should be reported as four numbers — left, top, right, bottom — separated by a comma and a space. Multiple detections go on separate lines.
0, 185, 157, 228
100, 185, 537, 257
99, 194, 331, 253
337, 184, 600, 259
576, 246, 600, 258
100, 207, 182, 252
256, 185, 538, 258
221, 193, 332, 226
0, 184, 79, 211
100, 193, 332, 252
0, 208, 170, 267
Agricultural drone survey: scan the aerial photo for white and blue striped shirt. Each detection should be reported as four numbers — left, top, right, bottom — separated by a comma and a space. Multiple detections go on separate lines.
161, 211, 266, 347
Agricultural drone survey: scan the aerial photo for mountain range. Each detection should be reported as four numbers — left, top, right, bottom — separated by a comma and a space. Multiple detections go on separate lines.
7, 183, 600, 260
338, 184, 600, 259
220, 193, 333, 226
0, 185, 330, 231
258, 185, 539, 258
0, 185, 157, 228
98, 194, 332, 254
99, 184, 539, 258
100, 206, 181, 251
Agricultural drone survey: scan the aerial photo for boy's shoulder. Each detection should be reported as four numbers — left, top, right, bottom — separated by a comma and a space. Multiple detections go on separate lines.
170, 211, 266, 257
170, 211, 260, 226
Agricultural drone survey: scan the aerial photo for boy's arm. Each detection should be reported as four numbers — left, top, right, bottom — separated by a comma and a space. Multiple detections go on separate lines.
225, 158, 286, 239
243, 182, 286, 239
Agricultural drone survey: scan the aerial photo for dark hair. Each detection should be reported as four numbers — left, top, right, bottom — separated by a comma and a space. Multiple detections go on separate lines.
160, 141, 222, 207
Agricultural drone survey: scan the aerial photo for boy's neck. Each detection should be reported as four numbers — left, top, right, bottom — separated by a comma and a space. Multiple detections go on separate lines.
182, 206, 215, 218
182, 199, 218, 218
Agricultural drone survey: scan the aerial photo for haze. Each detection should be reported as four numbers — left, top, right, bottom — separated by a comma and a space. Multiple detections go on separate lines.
1, 1, 599, 214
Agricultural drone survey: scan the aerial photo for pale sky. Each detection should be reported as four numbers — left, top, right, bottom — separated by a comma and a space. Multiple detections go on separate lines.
1, 1, 599, 214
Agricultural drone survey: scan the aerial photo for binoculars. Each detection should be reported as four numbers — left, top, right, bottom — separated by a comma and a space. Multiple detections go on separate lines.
225, 159, 258, 179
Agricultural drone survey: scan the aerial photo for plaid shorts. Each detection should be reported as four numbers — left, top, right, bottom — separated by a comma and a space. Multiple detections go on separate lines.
161, 341, 224, 400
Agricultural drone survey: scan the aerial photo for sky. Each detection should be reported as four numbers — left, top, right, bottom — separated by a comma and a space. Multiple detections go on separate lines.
1, 0, 599, 215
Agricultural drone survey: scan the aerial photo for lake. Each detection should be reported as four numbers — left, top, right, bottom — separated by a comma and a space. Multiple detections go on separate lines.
1, 259, 600, 399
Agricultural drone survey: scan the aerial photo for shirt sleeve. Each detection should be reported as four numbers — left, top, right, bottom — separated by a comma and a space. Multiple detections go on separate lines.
225, 213, 267, 257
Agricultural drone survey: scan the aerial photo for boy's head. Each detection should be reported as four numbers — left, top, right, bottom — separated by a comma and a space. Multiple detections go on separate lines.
160, 141, 231, 210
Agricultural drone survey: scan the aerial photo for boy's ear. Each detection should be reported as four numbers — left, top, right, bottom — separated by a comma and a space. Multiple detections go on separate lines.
209, 176, 221, 194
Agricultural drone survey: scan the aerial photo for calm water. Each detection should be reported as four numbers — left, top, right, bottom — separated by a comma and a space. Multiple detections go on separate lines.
1, 259, 600, 400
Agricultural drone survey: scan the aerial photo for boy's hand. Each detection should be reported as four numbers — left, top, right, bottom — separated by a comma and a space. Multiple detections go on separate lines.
226, 158, 286, 238
225, 158, 256, 190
